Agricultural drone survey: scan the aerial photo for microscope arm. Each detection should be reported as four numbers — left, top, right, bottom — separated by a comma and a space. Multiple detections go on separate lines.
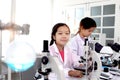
90, 51, 102, 79
48, 56, 66, 80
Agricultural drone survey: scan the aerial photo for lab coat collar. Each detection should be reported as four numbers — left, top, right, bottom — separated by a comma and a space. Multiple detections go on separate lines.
52, 43, 60, 54
76, 34, 91, 45
52, 42, 68, 53
50, 43, 68, 63
76, 34, 85, 45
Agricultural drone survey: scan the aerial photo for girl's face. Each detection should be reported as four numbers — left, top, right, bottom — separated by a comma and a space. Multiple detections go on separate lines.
53, 26, 70, 47
80, 26, 96, 37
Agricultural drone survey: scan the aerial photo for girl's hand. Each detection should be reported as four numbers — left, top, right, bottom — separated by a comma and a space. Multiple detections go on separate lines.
79, 63, 84, 67
68, 70, 83, 78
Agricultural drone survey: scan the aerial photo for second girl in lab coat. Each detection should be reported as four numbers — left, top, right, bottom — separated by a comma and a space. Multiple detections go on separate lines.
70, 17, 97, 57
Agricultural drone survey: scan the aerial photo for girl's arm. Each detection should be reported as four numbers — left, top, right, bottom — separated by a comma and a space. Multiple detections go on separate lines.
68, 70, 83, 78
64, 67, 83, 78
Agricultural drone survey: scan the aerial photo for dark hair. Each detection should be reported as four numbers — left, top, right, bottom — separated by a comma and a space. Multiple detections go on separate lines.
50, 23, 70, 45
77, 17, 96, 34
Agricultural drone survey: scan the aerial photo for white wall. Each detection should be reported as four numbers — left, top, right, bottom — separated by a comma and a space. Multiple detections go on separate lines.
114, 0, 120, 43
0, 0, 53, 54
57, 0, 112, 6
15, 0, 53, 53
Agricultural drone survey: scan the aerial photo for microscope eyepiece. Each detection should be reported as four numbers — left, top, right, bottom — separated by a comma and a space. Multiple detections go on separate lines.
42, 40, 49, 52
84, 38, 88, 46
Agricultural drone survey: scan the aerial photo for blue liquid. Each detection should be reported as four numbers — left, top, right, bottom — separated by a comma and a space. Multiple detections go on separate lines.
6, 61, 35, 72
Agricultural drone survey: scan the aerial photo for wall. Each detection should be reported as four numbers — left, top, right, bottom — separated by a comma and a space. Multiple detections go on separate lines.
53, 0, 120, 43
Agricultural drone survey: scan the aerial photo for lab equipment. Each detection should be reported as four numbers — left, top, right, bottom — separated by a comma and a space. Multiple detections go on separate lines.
109, 67, 120, 76
95, 42, 118, 67
100, 67, 113, 80
95, 42, 113, 54
118, 57, 120, 69
90, 33, 106, 46
0, 20, 30, 35
94, 42, 120, 79
108, 43, 120, 53
34, 40, 65, 80
4, 40, 36, 72
74, 38, 102, 80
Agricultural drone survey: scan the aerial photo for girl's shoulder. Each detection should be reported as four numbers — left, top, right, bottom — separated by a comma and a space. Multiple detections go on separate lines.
70, 34, 81, 41
49, 44, 59, 55
65, 44, 73, 52
68, 34, 79, 46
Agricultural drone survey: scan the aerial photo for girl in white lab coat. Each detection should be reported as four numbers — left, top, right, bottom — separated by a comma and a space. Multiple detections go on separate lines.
49, 23, 83, 80
70, 17, 97, 56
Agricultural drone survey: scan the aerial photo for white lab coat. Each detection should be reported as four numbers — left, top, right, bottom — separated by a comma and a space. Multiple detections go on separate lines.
69, 34, 91, 56
48, 43, 82, 80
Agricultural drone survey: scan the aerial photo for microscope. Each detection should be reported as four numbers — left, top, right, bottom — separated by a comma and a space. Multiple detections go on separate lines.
74, 38, 102, 80
95, 42, 120, 79
34, 40, 65, 80
95, 42, 118, 67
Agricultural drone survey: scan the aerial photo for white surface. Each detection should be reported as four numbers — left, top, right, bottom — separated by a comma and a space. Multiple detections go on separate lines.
112, 76, 120, 80
100, 76, 120, 80
100, 46, 113, 54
